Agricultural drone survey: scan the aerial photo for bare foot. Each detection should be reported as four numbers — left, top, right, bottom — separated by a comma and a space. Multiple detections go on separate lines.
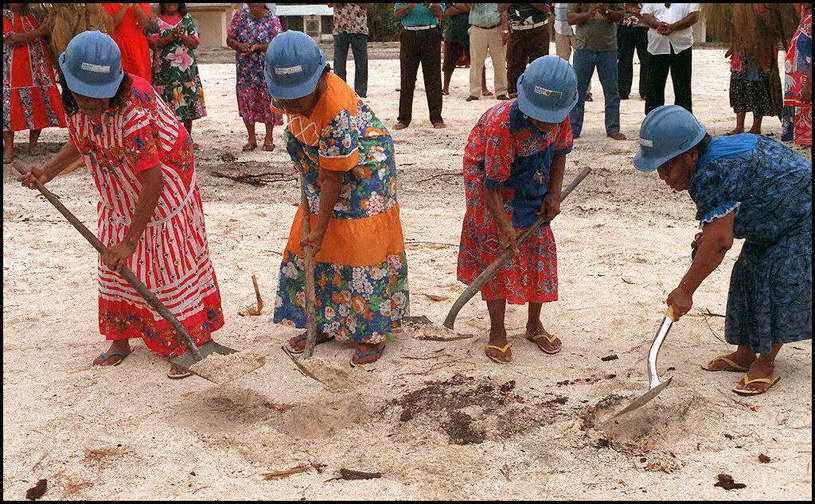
2, 149, 15, 164
722, 128, 744, 136
92, 340, 133, 366
747, 127, 762, 135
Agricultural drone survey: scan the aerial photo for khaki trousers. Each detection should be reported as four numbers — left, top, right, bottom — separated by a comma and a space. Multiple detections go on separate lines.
468, 25, 508, 97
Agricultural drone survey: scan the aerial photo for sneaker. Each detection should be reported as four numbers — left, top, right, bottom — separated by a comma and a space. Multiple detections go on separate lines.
466, 95, 479, 101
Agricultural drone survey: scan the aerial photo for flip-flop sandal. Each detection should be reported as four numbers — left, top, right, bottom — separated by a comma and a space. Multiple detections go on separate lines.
285, 334, 336, 355
732, 373, 781, 396
97, 351, 132, 367
485, 344, 512, 364
527, 333, 561, 354
242, 142, 257, 151
167, 369, 193, 379
701, 355, 751, 372
349, 345, 385, 367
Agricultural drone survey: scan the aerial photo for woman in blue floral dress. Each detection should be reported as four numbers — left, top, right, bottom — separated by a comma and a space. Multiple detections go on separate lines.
266, 32, 410, 366
227, 3, 283, 151
635, 105, 811, 396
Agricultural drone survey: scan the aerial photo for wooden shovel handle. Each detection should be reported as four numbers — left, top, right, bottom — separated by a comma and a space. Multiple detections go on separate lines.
299, 172, 319, 359
13, 162, 203, 359
443, 166, 592, 330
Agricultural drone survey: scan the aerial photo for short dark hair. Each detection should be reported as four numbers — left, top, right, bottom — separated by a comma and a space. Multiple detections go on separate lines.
695, 133, 712, 155
60, 72, 133, 116
159, 3, 188, 16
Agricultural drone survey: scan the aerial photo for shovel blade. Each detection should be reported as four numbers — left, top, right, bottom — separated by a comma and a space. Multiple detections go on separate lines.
613, 376, 673, 418
169, 340, 238, 375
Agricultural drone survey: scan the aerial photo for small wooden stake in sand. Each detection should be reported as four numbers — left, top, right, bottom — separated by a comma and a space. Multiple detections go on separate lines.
189, 352, 265, 385
238, 275, 264, 316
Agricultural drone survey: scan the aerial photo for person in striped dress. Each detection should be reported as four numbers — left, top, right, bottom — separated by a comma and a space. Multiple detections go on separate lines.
17, 31, 224, 379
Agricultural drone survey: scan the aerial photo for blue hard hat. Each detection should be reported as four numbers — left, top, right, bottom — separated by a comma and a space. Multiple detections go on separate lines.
59, 31, 124, 99
264, 31, 327, 100
634, 105, 707, 172
516, 55, 579, 123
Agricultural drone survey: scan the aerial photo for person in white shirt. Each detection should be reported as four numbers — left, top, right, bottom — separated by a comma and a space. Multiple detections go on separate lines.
640, 3, 700, 113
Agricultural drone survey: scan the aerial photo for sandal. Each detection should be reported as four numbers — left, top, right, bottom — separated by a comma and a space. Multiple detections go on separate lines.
732, 372, 780, 396
95, 351, 132, 367
167, 367, 193, 379
527, 332, 561, 354
485, 344, 512, 364
349, 344, 385, 367
701, 355, 751, 372
242, 142, 257, 151
285, 333, 335, 355
262, 142, 275, 152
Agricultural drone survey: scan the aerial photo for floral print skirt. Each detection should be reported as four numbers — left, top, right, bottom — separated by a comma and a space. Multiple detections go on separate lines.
274, 250, 409, 345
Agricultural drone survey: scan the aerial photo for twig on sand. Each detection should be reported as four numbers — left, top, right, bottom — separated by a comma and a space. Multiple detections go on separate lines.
702, 314, 726, 343
212, 171, 296, 186
415, 334, 474, 342
32, 450, 49, 471
238, 275, 264, 316
416, 171, 460, 184
262, 462, 326, 480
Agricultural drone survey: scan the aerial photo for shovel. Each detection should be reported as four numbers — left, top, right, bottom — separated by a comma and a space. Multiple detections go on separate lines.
14, 162, 263, 384
612, 305, 677, 418
441, 166, 592, 330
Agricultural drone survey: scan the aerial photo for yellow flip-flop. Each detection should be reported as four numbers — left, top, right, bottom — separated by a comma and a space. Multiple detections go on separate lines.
701, 355, 751, 372
732, 373, 780, 396
527, 332, 561, 354
485, 344, 512, 364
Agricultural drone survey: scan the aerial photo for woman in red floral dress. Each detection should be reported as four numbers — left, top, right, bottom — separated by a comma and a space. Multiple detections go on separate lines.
18, 31, 224, 379
3, 3, 67, 163
457, 55, 578, 364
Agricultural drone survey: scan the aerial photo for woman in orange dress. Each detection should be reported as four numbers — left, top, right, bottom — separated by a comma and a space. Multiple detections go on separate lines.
103, 3, 153, 83
3, 3, 67, 163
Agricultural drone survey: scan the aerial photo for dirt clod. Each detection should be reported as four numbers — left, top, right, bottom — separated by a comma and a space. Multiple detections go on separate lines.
758, 454, 771, 463
714, 473, 746, 491
25, 479, 47, 501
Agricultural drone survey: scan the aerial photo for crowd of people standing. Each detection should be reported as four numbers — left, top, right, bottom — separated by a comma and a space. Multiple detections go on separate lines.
4, 3, 812, 388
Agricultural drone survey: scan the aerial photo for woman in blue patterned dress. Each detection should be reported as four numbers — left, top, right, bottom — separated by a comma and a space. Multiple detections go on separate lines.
264, 31, 409, 366
227, 3, 283, 151
635, 105, 811, 396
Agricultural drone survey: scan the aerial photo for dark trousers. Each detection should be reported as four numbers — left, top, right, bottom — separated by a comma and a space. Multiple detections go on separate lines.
507, 25, 550, 95
334, 33, 369, 98
398, 27, 443, 125
616, 25, 648, 99
645, 46, 693, 114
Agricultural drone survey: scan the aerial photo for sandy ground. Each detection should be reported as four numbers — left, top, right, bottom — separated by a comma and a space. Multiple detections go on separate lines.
3, 43, 812, 500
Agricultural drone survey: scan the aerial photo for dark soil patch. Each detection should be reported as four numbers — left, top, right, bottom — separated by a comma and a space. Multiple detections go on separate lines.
387, 374, 570, 445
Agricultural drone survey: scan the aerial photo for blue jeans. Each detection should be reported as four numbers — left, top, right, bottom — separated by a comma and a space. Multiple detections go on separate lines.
570, 49, 621, 136
334, 33, 369, 97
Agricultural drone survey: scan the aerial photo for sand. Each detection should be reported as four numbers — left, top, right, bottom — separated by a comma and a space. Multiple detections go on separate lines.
2, 43, 811, 500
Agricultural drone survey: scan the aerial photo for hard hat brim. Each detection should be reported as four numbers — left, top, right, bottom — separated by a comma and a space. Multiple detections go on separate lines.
633, 126, 707, 172
59, 53, 124, 99
516, 83, 579, 124
265, 62, 327, 100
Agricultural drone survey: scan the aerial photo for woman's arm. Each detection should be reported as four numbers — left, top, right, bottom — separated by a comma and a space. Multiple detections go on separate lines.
102, 165, 164, 272
539, 154, 565, 221
148, 32, 175, 50
4, 18, 53, 46
251, 42, 269, 52
226, 35, 250, 53
111, 4, 130, 28
299, 169, 343, 254
484, 187, 519, 254
132, 3, 153, 28
666, 211, 735, 319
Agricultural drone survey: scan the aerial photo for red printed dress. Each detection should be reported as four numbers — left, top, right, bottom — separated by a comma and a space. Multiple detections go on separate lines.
66, 74, 224, 356
2, 8, 67, 132
458, 100, 573, 304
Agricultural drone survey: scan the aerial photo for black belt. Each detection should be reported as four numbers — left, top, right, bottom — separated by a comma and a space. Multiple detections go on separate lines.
473, 23, 501, 30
